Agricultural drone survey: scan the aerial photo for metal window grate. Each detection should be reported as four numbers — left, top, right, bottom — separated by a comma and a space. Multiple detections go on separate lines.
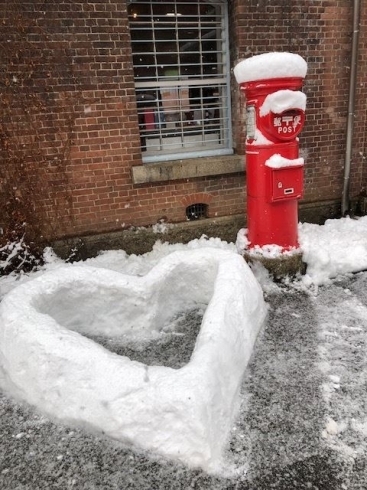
186, 203, 208, 220
128, 0, 232, 162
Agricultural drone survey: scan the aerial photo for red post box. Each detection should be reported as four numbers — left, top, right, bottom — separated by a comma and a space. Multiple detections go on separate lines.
234, 52, 307, 250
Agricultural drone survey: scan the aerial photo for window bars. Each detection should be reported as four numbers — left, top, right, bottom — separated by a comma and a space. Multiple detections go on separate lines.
186, 203, 208, 220
128, 0, 232, 162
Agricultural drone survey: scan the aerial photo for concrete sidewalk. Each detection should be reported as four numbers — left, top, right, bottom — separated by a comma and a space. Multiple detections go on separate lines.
1, 273, 367, 489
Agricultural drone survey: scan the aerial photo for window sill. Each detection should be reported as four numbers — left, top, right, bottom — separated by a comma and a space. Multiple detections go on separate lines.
131, 154, 245, 185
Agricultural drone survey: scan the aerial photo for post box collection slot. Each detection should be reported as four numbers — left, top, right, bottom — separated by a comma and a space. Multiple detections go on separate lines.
268, 165, 303, 202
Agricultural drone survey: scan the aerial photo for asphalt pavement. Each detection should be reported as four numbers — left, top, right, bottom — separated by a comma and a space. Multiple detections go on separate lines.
1, 272, 367, 489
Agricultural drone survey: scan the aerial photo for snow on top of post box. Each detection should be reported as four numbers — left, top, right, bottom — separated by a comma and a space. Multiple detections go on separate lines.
233, 52, 307, 84
260, 90, 306, 116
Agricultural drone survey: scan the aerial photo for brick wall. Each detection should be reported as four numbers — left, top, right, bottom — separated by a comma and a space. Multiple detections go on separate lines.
231, 0, 367, 206
0, 0, 245, 240
1, 0, 366, 243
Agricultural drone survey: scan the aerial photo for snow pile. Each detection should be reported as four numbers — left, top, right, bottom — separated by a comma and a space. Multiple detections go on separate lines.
236, 229, 300, 258
234, 52, 307, 84
260, 90, 306, 117
236, 216, 367, 286
0, 248, 267, 473
248, 244, 300, 259
299, 216, 367, 286
152, 219, 174, 234
265, 154, 304, 169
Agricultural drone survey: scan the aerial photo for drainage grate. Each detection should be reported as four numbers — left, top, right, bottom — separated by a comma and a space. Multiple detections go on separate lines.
186, 203, 208, 221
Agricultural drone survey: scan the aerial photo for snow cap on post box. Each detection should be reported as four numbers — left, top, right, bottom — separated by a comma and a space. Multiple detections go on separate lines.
233, 52, 307, 84
234, 52, 307, 144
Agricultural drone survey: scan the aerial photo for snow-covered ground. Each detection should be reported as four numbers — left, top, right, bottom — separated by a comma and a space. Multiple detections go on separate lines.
1, 215, 367, 297
1, 215, 367, 487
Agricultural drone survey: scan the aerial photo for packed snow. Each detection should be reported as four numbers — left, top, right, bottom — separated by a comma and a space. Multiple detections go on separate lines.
265, 154, 304, 169
0, 248, 267, 472
233, 52, 308, 84
299, 216, 367, 286
0, 215, 367, 473
259, 89, 306, 117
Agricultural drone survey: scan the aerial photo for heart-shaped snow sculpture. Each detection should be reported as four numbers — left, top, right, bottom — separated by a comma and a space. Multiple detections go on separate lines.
0, 249, 267, 472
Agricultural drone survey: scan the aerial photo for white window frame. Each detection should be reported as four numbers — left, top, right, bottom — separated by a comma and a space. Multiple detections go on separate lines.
128, 0, 233, 163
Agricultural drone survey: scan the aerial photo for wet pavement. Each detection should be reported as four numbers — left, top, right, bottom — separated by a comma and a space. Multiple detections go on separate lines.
1, 272, 367, 489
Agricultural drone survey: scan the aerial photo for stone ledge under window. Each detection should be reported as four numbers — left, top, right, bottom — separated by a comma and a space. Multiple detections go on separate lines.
131, 154, 245, 185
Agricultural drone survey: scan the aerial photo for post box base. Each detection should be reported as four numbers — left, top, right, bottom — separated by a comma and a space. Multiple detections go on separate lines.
247, 196, 300, 249
243, 250, 306, 281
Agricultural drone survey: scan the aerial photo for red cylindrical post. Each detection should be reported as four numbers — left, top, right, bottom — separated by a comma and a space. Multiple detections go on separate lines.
234, 52, 307, 251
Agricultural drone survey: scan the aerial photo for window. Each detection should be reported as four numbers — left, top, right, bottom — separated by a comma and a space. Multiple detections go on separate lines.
128, 0, 232, 162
